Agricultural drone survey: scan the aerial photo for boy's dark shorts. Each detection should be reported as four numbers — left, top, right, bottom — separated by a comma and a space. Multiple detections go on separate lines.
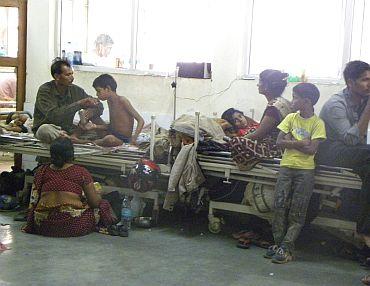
109, 128, 130, 143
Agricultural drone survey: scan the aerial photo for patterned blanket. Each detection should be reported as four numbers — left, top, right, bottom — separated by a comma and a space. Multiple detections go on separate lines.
229, 97, 291, 170
229, 136, 282, 170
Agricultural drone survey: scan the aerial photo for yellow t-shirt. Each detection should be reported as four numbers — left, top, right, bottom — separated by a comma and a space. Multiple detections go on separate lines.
278, 112, 326, 170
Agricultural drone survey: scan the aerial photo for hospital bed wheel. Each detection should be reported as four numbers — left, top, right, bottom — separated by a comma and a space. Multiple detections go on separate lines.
208, 217, 221, 234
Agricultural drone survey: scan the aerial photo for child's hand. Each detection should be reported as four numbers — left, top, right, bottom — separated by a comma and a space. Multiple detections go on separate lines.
298, 139, 311, 147
284, 133, 293, 140
84, 108, 97, 120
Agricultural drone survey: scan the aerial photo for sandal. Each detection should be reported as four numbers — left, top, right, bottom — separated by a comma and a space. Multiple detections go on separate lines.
232, 230, 251, 240
235, 231, 260, 241
236, 238, 251, 249
362, 275, 370, 285
251, 238, 271, 249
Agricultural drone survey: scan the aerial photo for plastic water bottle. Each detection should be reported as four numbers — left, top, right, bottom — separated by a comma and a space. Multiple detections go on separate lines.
121, 195, 133, 231
65, 42, 74, 65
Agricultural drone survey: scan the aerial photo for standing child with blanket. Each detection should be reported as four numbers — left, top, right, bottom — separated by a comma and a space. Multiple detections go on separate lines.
264, 83, 326, 263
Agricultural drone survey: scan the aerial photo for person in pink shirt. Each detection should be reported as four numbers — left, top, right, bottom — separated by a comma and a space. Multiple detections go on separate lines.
0, 75, 16, 101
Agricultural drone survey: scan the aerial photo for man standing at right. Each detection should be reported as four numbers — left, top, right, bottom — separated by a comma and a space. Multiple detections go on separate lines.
317, 61, 370, 275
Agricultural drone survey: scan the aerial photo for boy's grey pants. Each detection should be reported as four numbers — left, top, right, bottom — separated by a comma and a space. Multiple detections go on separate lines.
272, 167, 315, 251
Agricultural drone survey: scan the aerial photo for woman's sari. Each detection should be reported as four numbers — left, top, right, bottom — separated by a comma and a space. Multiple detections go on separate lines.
24, 164, 116, 237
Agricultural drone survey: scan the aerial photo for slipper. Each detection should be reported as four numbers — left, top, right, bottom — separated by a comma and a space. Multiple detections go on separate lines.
233, 230, 260, 241
232, 230, 250, 240
362, 275, 370, 285
236, 238, 251, 249
241, 231, 260, 240
251, 238, 271, 249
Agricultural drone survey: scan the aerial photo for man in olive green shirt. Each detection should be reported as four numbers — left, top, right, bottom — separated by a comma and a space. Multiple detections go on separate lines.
33, 59, 104, 143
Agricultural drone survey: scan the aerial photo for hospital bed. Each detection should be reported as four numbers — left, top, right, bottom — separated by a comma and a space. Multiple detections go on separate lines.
196, 151, 361, 234
184, 112, 363, 239
0, 112, 364, 237
0, 115, 169, 221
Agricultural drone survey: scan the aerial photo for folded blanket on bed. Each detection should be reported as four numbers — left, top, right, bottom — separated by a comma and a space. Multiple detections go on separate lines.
171, 114, 226, 144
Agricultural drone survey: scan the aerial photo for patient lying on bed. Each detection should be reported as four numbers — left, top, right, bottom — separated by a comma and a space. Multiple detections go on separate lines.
1, 112, 32, 133
221, 108, 259, 137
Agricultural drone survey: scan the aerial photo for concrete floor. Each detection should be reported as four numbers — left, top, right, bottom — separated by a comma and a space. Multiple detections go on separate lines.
0, 153, 13, 173
0, 211, 367, 286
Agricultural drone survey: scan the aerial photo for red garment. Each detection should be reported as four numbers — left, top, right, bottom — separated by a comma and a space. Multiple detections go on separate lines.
25, 164, 115, 237
35, 164, 93, 196
237, 122, 260, 136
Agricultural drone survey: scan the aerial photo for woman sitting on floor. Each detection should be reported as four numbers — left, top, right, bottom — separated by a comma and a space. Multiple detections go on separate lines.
229, 69, 292, 170
221, 108, 259, 137
22, 137, 117, 237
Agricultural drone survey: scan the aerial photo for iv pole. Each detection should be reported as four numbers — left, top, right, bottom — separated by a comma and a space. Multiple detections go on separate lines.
171, 66, 179, 121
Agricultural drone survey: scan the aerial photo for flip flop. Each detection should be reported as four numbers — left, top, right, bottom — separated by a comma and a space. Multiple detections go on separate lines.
236, 238, 251, 249
232, 230, 251, 240
241, 231, 260, 240
251, 238, 271, 249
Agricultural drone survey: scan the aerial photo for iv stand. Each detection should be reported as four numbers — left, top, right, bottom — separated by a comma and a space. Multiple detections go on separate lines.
171, 67, 179, 121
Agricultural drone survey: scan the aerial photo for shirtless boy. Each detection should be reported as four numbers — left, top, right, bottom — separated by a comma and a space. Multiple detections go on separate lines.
86, 74, 144, 147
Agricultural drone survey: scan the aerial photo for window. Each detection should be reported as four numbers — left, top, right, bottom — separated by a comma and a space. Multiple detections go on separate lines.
0, 7, 18, 57
60, 0, 213, 73
350, 0, 370, 62
245, 0, 346, 79
61, 0, 132, 69
61, 0, 370, 78
136, 0, 213, 72
244, 0, 370, 80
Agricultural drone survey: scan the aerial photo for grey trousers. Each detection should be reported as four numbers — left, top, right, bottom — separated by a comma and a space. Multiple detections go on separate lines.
272, 167, 315, 251
34, 124, 64, 144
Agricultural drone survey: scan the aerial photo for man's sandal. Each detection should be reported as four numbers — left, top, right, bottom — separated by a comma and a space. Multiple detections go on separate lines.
252, 238, 271, 249
232, 230, 252, 240
236, 238, 251, 249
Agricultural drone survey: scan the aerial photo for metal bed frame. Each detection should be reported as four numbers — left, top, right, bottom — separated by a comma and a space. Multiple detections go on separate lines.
197, 151, 362, 234
188, 112, 363, 236
0, 116, 168, 221
0, 112, 364, 237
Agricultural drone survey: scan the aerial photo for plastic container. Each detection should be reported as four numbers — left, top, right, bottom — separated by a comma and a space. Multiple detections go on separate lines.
65, 42, 74, 65
121, 195, 133, 231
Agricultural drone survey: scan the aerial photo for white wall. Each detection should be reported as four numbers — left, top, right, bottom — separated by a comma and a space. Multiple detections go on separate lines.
25, 0, 346, 127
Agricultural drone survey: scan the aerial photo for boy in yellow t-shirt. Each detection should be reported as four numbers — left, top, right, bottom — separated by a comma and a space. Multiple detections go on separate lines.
264, 82, 326, 264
